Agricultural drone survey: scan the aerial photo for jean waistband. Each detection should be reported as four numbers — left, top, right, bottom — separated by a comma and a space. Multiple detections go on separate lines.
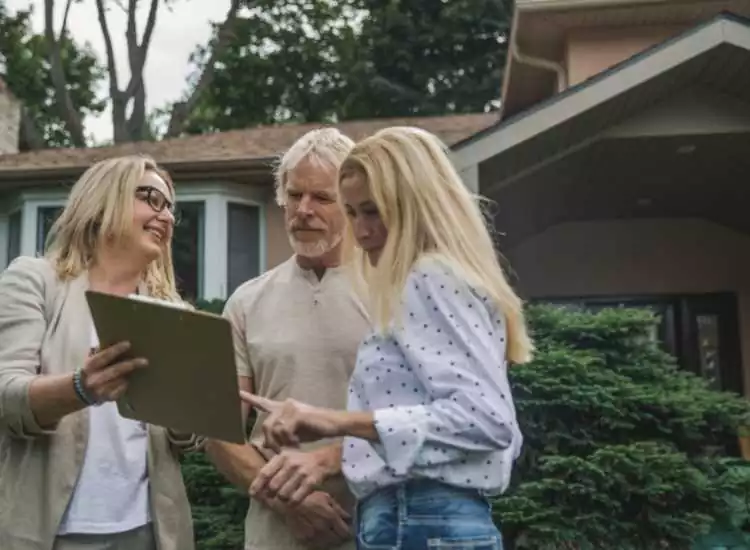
358, 479, 488, 515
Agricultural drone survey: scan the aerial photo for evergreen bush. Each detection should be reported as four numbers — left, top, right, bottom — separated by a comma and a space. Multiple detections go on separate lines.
497, 305, 750, 549
183, 301, 750, 549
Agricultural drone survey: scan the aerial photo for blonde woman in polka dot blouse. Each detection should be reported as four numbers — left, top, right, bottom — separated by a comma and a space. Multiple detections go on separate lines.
242, 126, 533, 549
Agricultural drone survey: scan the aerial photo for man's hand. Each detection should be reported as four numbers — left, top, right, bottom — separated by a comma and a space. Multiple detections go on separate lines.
260, 495, 318, 542
256, 489, 352, 548
250, 446, 340, 505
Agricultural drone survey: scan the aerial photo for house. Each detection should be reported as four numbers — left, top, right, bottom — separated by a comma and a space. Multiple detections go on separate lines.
0, 101, 496, 304
452, 0, 750, 395
3, 0, 749, 396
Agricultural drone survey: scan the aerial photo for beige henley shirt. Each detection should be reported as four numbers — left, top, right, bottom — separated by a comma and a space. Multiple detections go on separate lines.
223, 256, 370, 550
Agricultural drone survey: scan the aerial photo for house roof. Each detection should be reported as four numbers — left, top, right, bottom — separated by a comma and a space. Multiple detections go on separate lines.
452, 12, 750, 195
0, 113, 498, 183
501, 0, 750, 119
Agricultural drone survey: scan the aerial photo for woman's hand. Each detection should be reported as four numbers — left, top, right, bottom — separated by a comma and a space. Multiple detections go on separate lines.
239, 391, 343, 452
27, 341, 149, 430
80, 341, 148, 403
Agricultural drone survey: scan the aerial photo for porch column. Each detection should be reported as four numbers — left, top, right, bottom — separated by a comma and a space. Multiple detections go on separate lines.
458, 164, 479, 194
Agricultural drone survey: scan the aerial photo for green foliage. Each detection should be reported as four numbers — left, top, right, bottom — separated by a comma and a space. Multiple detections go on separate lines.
193, 298, 226, 315
172, 0, 511, 134
159, 0, 360, 134
498, 305, 750, 549
183, 300, 750, 549
181, 452, 248, 550
0, 3, 105, 149
339, 0, 512, 119
691, 459, 750, 549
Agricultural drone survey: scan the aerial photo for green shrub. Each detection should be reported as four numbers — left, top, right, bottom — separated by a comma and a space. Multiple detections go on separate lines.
181, 452, 248, 550
194, 298, 226, 315
184, 300, 750, 549
497, 305, 750, 549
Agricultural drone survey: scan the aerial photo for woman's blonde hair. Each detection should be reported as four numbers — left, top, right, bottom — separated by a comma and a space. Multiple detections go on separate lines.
340, 126, 533, 364
44, 155, 179, 301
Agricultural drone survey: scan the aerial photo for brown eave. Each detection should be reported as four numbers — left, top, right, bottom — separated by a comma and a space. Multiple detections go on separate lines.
0, 113, 498, 185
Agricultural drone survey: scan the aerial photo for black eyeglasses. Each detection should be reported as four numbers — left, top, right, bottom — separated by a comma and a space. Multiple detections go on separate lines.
135, 186, 181, 225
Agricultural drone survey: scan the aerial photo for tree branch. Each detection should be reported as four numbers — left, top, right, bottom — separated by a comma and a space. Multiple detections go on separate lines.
94, 0, 120, 94
165, 0, 242, 137
60, 0, 73, 38
43, 0, 86, 146
95, 0, 133, 142
111, 0, 129, 13
124, 0, 159, 98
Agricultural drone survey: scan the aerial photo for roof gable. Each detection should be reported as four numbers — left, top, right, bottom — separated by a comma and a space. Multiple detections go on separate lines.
453, 12, 750, 189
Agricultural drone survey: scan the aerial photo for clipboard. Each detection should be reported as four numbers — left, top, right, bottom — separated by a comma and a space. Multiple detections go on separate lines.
85, 290, 246, 444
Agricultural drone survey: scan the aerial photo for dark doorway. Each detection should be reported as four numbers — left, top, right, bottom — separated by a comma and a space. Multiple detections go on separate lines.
540, 293, 743, 394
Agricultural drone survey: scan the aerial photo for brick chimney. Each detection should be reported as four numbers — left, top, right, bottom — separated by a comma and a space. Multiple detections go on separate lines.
0, 77, 21, 155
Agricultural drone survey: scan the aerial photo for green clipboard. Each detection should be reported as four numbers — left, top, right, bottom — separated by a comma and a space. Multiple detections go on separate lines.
85, 290, 245, 444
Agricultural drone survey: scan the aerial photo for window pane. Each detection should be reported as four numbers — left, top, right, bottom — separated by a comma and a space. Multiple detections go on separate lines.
7, 210, 21, 265
227, 203, 261, 295
37, 206, 64, 254
172, 202, 204, 302
696, 313, 721, 390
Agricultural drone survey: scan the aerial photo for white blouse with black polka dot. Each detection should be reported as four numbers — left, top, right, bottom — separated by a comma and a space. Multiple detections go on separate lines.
342, 258, 523, 501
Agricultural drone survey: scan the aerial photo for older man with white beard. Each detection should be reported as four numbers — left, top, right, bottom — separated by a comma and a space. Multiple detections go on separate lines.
205, 128, 369, 550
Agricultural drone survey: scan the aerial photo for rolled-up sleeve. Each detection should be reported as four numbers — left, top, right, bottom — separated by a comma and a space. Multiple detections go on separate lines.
371, 266, 518, 476
0, 257, 56, 439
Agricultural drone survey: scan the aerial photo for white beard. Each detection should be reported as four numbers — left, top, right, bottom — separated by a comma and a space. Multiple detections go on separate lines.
288, 231, 342, 259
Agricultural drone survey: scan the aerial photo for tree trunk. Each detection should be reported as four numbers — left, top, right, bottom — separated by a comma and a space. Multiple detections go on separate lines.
165, 0, 242, 138
46, 0, 244, 145
19, 107, 46, 151
43, 0, 86, 147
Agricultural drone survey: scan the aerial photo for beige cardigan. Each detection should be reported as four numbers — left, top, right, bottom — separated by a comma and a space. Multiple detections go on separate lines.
0, 256, 199, 550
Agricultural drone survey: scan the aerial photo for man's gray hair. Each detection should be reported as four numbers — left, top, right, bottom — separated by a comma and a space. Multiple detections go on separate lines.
273, 127, 356, 206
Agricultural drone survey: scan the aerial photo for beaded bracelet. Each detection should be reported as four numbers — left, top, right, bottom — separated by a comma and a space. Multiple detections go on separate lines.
73, 367, 97, 406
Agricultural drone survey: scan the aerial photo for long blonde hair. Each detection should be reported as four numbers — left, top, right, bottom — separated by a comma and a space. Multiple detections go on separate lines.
340, 127, 533, 364
45, 155, 179, 301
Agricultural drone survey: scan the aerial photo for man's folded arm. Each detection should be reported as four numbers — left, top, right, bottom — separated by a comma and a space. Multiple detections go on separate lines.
204, 375, 267, 490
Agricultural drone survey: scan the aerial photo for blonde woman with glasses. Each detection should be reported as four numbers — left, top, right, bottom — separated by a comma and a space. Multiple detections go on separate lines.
241, 127, 532, 549
0, 156, 200, 550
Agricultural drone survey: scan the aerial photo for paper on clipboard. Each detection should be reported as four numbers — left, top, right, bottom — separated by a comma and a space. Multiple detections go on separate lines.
85, 290, 246, 444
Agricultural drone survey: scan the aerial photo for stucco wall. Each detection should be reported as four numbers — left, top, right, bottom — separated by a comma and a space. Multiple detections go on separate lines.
565, 25, 686, 86
264, 196, 292, 269
0, 85, 20, 155
506, 218, 750, 395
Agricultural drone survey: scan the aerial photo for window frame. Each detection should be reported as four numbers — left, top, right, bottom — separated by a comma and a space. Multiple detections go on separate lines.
5, 208, 22, 267
4, 183, 267, 301
533, 292, 744, 394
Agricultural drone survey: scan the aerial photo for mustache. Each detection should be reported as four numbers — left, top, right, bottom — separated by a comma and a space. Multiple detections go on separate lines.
290, 222, 323, 231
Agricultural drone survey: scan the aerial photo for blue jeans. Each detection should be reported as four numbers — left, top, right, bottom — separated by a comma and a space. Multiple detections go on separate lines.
356, 479, 503, 549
